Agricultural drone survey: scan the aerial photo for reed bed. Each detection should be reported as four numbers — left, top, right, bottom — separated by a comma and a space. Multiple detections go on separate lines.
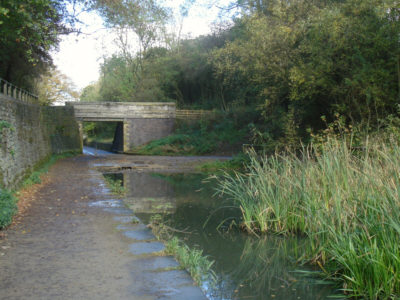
217, 137, 400, 299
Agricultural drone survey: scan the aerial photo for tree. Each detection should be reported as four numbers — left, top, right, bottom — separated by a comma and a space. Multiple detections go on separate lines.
210, 1, 311, 139
211, 0, 400, 141
0, 0, 77, 90
85, 0, 171, 102
95, 0, 170, 70
36, 68, 79, 105
290, 0, 400, 127
80, 83, 101, 102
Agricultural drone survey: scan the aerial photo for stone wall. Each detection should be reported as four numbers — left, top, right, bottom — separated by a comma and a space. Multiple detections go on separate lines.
123, 118, 175, 151
0, 95, 81, 189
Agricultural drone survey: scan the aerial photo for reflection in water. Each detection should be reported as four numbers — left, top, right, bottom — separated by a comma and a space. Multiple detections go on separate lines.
123, 172, 176, 214
210, 236, 335, 300
115, 172, 337, 300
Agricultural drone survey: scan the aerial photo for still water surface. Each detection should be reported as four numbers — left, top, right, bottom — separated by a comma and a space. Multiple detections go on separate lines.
105, 171, 339, 300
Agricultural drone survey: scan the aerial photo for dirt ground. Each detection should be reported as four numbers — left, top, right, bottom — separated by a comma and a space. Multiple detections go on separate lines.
0, 152, 226, 300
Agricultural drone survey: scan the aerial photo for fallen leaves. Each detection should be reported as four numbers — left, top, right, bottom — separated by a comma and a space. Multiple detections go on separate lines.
11, 174, 51, 227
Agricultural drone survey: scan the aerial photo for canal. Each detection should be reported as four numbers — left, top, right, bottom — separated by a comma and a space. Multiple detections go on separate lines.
104, 171, 339, 300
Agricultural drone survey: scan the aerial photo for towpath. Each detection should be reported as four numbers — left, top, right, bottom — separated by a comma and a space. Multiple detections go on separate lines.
0, 152, 227, 300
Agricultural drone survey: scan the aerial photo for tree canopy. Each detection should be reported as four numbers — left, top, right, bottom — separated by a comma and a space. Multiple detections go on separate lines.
36, 67, 79, 105
2, 0, 399, 142
0, 0, 78, 91
83, 0, 399, 144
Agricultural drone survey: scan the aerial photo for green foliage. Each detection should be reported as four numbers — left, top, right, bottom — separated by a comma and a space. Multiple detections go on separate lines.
130, 111, 251, 155
82, 122, 118, 145
156, 35, 237, 109
165, 237, 216, 286
97, 55, 138, 102
290, 0, 400, 126
0, 120, 15, 156
0, 189, 17, 229
82, 34, 234, 107
103, 174, 125, 195
0, 0, 76, 91
23, 171, 42, 187
197, 153, 249, 172
0, 152, 76, 229
0, 120, 14, 143
0, 120, 13, 131
211, 0, 400, 142
85, 0, 399, 151
148, 213, 216, 286
95, 0, 169, 46
91, 0, 171, 102
35, 67, 79, 105
217, 135, 400, 298
22, 152, 77, 188
227, 236, 319, 298
80, 83, 100, 102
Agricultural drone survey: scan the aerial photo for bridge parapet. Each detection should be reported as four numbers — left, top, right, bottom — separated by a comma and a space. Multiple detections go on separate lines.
67, 102, 175, 121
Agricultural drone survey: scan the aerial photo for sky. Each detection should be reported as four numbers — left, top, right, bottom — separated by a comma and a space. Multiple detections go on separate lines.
52, 0, 230, 91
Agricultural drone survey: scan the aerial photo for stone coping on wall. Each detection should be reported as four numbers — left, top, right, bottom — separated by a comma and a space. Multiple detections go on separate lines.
68, 102, 176, 106
67, 102, 176, 121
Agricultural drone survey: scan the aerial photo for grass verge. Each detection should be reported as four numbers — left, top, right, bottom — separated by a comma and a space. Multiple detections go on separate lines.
22, 152, 78, 188
197, 153, 249, 172
217, 136, 400, 299
128, 111, 251, 156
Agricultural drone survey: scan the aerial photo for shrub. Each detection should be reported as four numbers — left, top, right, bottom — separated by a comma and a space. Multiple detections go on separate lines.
0, 189, 17, 229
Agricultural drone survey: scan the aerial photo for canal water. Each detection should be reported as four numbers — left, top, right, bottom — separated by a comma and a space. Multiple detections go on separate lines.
104, 171, 339, 300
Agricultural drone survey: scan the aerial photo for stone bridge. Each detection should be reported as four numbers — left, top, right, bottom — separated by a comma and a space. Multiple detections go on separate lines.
67, 102, 175, 153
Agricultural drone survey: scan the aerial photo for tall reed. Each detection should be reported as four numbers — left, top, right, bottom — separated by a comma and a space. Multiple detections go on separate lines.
217, 137, 400, 298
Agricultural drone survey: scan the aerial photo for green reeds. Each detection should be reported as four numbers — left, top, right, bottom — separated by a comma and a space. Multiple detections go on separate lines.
103, 175, 125, 195
217, 137, 400, 299
148, 215, 216, 286
165, 237, 216, 285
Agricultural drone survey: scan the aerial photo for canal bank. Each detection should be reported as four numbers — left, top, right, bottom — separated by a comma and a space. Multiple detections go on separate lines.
0, 152, 223, 300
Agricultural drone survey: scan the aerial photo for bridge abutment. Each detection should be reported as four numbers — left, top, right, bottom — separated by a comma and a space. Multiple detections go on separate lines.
123, 118, 175, 151
77, 121, 84, 151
